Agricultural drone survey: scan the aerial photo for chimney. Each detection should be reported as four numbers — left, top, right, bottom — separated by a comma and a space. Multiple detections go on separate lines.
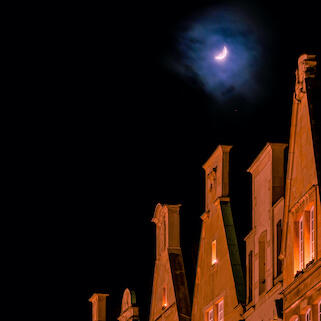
89, 293, 109, 321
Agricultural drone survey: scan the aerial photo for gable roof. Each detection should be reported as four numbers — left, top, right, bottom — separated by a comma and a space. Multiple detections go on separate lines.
306, 55, 321, 200
220, 200, 246, 304
168, 250, 191, 321
281, 54, 320, 261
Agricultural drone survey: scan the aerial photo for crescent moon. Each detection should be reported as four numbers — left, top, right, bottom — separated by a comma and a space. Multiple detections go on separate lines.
214, 46, 228, 60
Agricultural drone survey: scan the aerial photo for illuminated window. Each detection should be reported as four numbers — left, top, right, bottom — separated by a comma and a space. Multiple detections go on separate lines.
162, 287, 167, 308
299, 218, 304, 270
310, 207, 315, 259
305, 308, 311, 321
211, 240, 217, 265
248, 251, 253, 303
208, 308, 214, 321
217, 299, 224, 321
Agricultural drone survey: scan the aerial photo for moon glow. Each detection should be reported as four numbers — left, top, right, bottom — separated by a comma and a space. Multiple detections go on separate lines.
214, 46, 228, 60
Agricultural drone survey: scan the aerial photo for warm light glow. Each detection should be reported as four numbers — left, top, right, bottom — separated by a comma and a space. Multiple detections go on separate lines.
310, 206, 315, 259
162, 287, 167, 308
212, 240, 217, 265
214, 46, 228, 61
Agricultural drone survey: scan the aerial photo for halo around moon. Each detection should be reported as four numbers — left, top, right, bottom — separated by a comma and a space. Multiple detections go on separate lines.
214, 46, 228, 61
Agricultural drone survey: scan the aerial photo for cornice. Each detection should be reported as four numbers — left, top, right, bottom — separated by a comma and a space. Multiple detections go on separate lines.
202, 145, 232, 170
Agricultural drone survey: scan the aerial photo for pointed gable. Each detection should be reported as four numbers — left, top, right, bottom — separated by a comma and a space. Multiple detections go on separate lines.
149, 204, 191, 321
192, 145, 244, 321
281, 54, 321, 286
287, 54, 319, 210
118, 289, 139, 321
280, 54, 321, 321
306, 54, 321, 201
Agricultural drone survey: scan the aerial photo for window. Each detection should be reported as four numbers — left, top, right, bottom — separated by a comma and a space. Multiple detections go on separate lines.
248, 251, 253, 303
162, 287, 167, 308
212, 240, 217, 265
277, 220, 282, 276
306, 308, 311, 321
217, 300, 224, 321
310, 207, 315, 260
208, 309, 214, 321
259, 232, 266, 295
299, 218, 304, 270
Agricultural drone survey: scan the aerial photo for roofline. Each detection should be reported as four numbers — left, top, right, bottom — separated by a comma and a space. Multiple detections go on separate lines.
247, 142, 287, 173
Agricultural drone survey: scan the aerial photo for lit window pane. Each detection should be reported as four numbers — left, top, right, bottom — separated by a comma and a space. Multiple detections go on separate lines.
218, 300, 224, 321
299, 218, 304, 269
310, 207, 315, 259
212, 240, 217, 265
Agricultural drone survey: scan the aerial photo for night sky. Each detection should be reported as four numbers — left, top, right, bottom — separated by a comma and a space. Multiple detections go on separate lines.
45, 1, 320, 320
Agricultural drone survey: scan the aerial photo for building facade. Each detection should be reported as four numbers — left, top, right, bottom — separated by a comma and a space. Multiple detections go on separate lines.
244, 143, 287, 321
89, 54, 320, 321
192, 145, 245, 321
280, 54, 321, 321
149, 204, 191, 321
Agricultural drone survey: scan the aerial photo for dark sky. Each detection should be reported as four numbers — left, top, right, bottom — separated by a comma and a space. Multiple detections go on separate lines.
43, 1, 320, 320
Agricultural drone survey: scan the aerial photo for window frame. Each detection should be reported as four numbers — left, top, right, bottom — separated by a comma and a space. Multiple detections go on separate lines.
211, 240, 217, 266
310, 206, 315, 260
259, 231, 266, 295
208, 308, 214, 321
248, 250, 253, 303
217, 299, 224, 321
299, 217, 304, 270
305, 308, 311, 321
